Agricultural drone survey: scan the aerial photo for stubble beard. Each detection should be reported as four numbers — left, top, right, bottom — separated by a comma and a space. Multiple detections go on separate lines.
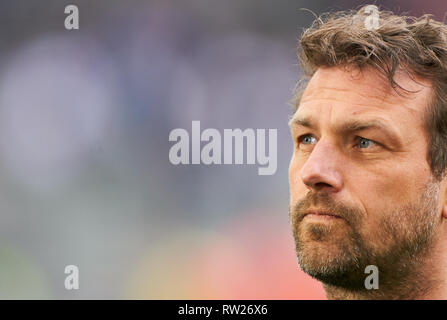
289, 177, 441, 298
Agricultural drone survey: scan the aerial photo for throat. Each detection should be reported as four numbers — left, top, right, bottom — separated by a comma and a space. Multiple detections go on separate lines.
323, 246, 443, 300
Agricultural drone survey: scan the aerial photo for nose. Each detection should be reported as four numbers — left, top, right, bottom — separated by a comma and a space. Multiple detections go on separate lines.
299, 139, 344, 193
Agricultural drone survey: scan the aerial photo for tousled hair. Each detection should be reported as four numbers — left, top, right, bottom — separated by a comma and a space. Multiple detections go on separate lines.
294, 5, 447, 179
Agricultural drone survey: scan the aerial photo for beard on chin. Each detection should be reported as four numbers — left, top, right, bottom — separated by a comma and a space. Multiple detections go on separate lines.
289, 179, 440, 291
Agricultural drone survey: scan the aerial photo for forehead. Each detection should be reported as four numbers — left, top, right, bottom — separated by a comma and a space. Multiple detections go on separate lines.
294, 66, 432, 123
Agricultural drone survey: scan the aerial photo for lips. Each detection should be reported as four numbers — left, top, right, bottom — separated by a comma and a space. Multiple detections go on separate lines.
304, 210, 342, 219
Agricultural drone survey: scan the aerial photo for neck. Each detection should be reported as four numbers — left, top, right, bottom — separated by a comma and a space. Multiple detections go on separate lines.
323, 280, 442, 300
323, 234, 447, 300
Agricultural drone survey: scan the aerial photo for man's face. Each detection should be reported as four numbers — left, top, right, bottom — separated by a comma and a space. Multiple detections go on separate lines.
288, 66, 443, 289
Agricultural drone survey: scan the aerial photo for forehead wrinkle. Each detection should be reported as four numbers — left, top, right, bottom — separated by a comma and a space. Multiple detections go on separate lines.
297, 91, 424, 118
301, 85, 404, 108
291, 101, 411, 137
300, 68, 432, 115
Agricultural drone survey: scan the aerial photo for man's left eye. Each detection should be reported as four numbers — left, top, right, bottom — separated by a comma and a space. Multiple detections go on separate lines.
357, 137, 377, 149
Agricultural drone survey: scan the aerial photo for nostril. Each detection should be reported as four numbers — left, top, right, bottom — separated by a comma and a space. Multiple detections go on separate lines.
314, 182, 333, 190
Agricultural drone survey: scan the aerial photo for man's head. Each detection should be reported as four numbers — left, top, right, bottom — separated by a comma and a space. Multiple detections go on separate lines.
288, 6, 447, 296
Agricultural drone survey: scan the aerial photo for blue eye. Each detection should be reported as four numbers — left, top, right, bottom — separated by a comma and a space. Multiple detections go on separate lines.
358, 137, 375, 148
300, 135, 317, 145
296, 135, 378, 150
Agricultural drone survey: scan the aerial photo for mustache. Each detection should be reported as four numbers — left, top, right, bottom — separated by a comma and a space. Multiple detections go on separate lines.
289, 192, 364, 226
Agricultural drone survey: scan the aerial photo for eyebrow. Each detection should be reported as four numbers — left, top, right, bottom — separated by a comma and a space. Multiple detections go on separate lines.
289, 116, 402, 146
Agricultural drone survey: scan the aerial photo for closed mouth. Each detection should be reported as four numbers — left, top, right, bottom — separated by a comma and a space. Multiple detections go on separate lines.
304, 211, 342, 219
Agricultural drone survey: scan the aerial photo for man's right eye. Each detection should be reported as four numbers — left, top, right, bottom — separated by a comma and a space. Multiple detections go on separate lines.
298, 134, 317, 145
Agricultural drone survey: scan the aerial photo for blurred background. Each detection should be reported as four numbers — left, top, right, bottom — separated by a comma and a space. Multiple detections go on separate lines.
0, 0, 444, 299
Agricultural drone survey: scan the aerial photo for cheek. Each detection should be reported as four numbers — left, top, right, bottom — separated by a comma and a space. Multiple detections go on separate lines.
385, 161, 429, 200
351, 161, 431, 224
289, 153, 306, 204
